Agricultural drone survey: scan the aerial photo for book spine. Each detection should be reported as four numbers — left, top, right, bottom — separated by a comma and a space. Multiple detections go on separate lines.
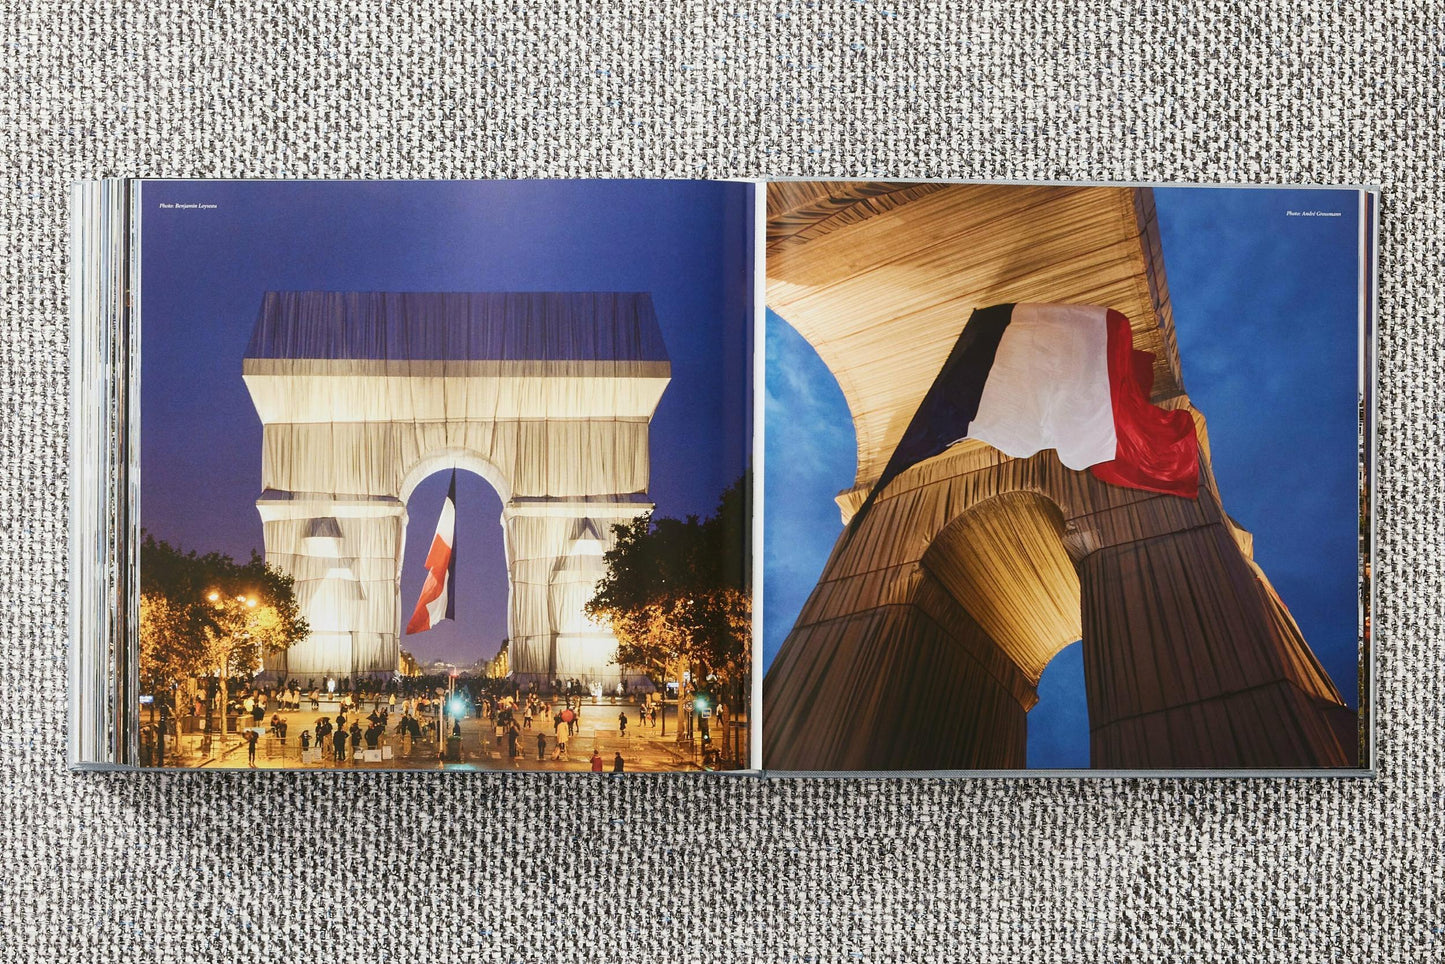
68, 179, 139, 769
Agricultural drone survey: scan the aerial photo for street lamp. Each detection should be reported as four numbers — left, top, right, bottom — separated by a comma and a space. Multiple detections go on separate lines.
433, 685, 444, 757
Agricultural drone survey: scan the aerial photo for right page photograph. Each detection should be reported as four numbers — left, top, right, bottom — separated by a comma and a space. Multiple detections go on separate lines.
761, 181, 1373, 773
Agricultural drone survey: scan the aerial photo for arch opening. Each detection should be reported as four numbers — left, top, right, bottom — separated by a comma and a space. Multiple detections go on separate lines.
920, 489, 1090, 768
398, 465, 510, 674
399, 447, 513, 507
1026, 640, 1090, 768
921, 490, 1083, 684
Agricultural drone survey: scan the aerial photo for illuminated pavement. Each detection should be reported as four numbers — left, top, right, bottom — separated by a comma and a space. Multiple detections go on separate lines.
177, 700, 750, 773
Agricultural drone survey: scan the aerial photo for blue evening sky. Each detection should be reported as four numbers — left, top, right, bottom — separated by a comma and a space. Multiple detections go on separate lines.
763, 187, 1364, 768
140, 180, 753, 668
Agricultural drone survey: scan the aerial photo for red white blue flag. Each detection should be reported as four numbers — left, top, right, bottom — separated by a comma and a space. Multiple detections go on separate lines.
406, 471, 457, 634
868, 303, 1199, 508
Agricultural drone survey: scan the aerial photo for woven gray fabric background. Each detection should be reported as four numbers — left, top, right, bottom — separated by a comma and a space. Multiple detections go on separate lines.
3, 2, 1441, 960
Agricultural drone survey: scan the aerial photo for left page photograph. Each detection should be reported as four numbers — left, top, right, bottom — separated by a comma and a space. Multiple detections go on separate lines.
112, 179, 755, 771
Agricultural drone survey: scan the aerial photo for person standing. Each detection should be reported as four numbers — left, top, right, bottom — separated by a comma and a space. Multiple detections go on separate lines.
618, 711, 628, 738
552, 723, 568, 761
244, 728, 259, 768
536, 731, 547, 761
612, 752, 624, 774
590, 750, 604, 773
333, 725, 348, 764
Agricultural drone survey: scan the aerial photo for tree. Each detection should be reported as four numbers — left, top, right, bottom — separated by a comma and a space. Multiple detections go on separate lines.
585, 474, 752, 740
687, 474, 751, 690
139, 591, 202, 700
586, 514, 693, 686
138, 535, 309, 704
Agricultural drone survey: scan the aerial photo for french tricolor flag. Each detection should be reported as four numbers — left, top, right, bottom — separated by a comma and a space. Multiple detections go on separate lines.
406, 471, 457, 634
870, 303, 1199, 508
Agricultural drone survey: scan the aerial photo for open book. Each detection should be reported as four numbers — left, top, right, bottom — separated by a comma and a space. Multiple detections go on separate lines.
69, 179, 1376, 774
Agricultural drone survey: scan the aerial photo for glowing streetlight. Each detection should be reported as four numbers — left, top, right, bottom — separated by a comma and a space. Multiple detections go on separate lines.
205, 590, 260, 742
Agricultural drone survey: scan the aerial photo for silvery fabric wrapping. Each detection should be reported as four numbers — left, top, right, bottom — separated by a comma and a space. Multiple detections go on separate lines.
3, 2, 1440, 961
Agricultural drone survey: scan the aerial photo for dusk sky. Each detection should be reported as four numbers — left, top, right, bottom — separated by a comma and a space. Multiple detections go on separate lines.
763, 187, 1365, 769
140, 180, 753, 668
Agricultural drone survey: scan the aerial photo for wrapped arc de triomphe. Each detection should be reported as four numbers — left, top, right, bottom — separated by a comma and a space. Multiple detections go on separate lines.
761, 183, 1360, 771
241, 291, 670, 691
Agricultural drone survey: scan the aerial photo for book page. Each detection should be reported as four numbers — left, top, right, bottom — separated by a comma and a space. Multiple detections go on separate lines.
760, 180, 1373, 775
132, 179, 756, 772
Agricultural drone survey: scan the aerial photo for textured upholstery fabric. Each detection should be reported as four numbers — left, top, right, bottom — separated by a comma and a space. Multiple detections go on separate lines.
3, 2, 1440, 959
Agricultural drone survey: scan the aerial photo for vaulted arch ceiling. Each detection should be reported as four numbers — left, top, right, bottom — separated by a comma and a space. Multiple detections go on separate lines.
766, 183, 1181, 491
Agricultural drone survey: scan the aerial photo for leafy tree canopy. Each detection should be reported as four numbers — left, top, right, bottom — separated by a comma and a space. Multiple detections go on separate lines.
139, 534, 309, 695
585, 474, 751, 694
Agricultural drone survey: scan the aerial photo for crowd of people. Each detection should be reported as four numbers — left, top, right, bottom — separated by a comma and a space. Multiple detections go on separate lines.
299, 703, 400, 765
228, 689, 656, 771
474, 693, 640, 768
177, 673, 745, 771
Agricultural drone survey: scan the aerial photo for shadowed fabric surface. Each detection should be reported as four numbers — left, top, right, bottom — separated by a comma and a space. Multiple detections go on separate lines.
2, 2, 1440, 961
